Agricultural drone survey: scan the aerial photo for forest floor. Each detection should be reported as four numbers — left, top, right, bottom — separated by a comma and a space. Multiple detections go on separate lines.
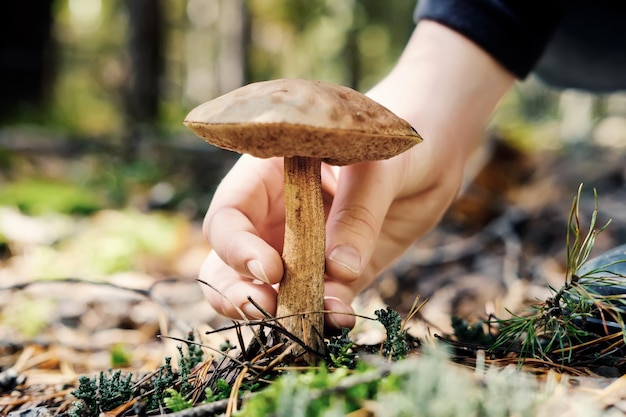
1, 136, 626, 415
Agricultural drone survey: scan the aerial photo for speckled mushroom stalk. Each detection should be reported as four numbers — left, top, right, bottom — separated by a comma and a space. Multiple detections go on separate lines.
278, 156, 325, 357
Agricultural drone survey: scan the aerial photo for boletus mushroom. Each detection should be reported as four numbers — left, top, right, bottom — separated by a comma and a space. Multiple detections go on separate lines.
184, 79, 422, 361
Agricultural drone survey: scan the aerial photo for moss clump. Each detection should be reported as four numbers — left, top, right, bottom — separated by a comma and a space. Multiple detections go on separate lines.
69, 370, 133, 417
375, 307, 409, 360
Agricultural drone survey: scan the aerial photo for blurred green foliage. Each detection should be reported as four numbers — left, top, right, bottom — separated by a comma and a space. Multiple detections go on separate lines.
0, 294, 56, 339
245, 0, 415, 89
6, 0, 624, 154
3, 0, 623, 216
9, 0, 417, 138
47, 0, 127, 136
0, 0, 422, 213
0, 207, 190, 279
110, 343, 133, 368
0, 178, 103, 215
48, 209, 187, 277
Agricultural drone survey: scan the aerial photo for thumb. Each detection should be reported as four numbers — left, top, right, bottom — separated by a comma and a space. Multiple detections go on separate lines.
325, 161, 395, 283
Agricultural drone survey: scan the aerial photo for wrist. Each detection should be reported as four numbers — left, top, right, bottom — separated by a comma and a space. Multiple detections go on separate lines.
367, 20, 514, 198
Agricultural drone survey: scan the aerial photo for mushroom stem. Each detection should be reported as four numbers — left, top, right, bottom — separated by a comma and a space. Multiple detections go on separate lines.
276, 155, 325, 359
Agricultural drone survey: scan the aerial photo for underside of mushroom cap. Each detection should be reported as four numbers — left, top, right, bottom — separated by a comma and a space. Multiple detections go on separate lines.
184, 79, 422, 166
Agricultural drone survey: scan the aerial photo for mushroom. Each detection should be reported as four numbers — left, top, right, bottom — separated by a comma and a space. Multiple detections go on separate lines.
184, 79, 422, 359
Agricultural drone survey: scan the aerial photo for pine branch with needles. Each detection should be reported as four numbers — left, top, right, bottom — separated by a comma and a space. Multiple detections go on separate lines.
490, 184, 626, 366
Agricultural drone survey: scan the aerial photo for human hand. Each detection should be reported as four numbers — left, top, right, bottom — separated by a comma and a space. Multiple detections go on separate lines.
199, 141, 463, 330
198, 19, 514, 329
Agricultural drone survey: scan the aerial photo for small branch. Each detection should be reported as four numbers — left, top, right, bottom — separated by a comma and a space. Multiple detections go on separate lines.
0, 277, 191, 333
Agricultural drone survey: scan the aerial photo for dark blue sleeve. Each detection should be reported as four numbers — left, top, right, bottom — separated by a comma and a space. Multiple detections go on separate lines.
414, 0, 567, 79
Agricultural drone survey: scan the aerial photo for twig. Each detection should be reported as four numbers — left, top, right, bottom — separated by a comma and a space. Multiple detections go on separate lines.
0, 277, 191, 333
157, 335, 252, 371
163, 395, 249, 417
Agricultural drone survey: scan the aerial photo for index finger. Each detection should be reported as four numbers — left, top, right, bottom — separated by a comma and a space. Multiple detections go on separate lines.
203, 155, 286, 284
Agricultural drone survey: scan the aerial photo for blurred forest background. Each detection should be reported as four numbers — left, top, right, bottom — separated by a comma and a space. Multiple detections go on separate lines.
1, 0, 626, 344
0, 0, 423, 217
0, 0, 434, 346
2, 0, 626, 215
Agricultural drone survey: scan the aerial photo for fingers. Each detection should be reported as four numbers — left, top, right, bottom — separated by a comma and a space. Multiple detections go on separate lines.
205, 206, 284, 284
325, 161, 396, 284
323, 281, 358, 330
201, 250, 358, 330
200, 155, 285, 322
203, 155, 285, 285
199, 251, 278, 320
201, 155, 404, 330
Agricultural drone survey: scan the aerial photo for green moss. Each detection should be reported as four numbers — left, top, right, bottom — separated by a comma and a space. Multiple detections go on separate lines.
374, 307, 409, 360
69, 370, 133, 417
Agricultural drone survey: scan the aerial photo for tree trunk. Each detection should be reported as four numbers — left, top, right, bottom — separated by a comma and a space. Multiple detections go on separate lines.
123, 0, 163, 160
0, 1, 55, 118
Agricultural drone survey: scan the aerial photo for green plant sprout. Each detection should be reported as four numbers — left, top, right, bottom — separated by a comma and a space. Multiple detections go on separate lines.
204, 378, 232, 402
69, 370, 133, 417
491, 184, 626, 365
326, 327, 357, 369
163, 388, 194, 412
147, 356, 175, 410
375, 307, 410, 361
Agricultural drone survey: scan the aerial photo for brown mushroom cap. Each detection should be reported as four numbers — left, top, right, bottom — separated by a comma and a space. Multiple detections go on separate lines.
183, 79, 422, 165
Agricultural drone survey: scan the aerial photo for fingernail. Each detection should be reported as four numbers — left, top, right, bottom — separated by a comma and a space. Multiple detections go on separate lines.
246, 259, 269, 283
242, 302, 265, 320
329, 244, 361, 274
324, 296, 356, 330
324, 297, 343, 329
